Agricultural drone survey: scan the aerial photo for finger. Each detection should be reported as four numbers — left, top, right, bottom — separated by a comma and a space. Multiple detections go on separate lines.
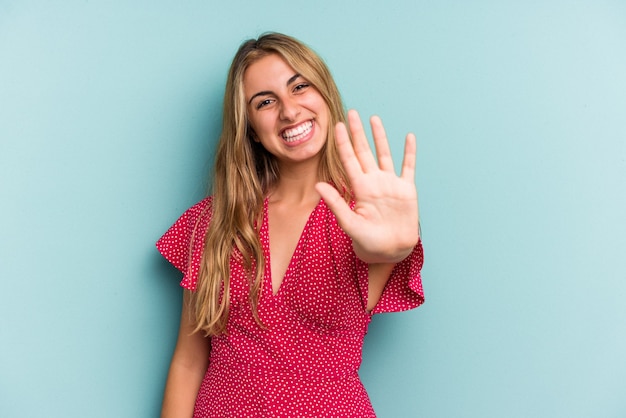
400, 132, 417, 181
315, 182, 356, 229
334, 121, 364, 179
347, 110, 378, 172
370, 115, 395, 172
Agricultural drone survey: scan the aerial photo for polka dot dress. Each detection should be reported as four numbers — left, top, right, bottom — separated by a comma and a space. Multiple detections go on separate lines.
157, 197, 424, 417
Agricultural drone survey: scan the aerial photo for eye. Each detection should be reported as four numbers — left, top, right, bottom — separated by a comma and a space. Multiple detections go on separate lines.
293, 83, 310, 93
256, 98, 274, 110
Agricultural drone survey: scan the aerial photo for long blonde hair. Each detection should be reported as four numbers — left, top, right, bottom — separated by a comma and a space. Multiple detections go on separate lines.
192, 33, 350, 335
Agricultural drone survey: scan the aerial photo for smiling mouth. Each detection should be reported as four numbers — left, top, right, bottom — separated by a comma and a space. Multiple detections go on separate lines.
281, 120, 313, 143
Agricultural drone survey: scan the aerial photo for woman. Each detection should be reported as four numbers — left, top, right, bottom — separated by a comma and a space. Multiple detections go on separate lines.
157, 32, 424, 417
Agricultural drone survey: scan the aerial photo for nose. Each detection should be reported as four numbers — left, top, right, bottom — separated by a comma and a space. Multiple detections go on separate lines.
279, 96, 300, 121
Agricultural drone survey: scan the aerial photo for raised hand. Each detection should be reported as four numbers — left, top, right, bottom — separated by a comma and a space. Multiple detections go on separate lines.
315, 109, 419, 264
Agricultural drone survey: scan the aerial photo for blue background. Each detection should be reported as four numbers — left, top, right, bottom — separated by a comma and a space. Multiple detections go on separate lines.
1, 1, 625, 417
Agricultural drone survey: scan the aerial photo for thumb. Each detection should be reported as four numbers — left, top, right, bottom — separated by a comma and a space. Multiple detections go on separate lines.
315, 182, 355, 229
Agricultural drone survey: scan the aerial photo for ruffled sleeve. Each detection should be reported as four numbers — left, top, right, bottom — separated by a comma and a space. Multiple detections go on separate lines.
155, 197, 212, 291
370, 239, 425, 315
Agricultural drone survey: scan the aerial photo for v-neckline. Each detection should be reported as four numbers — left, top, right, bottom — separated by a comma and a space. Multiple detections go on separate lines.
263, 197, 322, 297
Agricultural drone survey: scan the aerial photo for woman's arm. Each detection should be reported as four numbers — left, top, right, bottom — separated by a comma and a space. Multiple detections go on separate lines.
161, 290, 211, 418
366, 262, 396, 311
316, 110, 420, 310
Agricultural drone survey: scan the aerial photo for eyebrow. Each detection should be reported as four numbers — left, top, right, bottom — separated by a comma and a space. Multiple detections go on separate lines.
247, 73, 302, 105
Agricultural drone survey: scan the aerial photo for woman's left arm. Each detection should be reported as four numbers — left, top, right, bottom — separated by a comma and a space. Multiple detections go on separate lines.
316, 109, 420, 264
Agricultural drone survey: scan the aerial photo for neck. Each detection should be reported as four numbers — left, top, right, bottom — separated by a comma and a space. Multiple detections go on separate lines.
269, 159, 321, 205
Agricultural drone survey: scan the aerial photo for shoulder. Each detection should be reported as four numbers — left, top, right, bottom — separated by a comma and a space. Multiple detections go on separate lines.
186, 196, 213, 219
174, 196, 214, 231
156, 196, 213, 252
156, 196, 213, 279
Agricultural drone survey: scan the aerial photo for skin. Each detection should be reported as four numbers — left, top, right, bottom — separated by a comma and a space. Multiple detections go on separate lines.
161, 53, 420, 417
243, 54, 419, 293
244, 54, 331, 292
316, 109, 420, 265
161, 291, 211, 418
245, 53, 330, 174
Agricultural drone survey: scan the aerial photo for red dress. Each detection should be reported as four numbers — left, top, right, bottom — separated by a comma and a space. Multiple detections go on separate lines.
157, 197, 424, 417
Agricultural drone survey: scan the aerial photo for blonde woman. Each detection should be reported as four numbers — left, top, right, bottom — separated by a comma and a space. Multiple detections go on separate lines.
157, 32, 424, 417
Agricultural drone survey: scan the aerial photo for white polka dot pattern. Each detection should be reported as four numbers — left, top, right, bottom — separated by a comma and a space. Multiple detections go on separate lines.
156, 197, 424, 417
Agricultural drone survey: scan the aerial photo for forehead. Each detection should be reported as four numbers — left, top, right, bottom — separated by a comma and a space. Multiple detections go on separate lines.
243, 54, 298, 94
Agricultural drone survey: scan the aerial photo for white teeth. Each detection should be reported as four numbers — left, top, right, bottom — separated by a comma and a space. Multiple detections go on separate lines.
282, 121, 313, 143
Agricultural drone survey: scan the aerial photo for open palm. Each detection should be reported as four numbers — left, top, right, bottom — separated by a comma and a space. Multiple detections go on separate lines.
316, 110, 420, 264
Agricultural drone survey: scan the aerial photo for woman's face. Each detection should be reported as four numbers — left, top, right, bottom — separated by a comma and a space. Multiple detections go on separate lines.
243, 53, 329, 168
